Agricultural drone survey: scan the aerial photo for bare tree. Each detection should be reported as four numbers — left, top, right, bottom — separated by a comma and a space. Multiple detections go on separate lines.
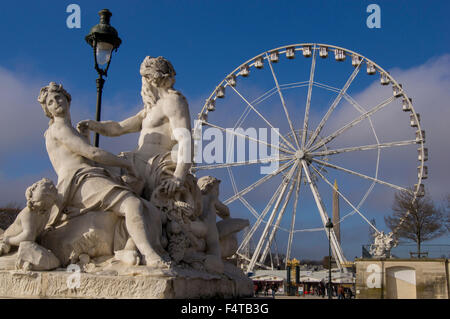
385, 189, 448, 258
446, 194, 450, 232
0, 203, 22, 230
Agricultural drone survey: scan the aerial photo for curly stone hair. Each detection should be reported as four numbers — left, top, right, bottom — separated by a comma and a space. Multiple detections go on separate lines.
37, 82, 71, 121
140, 56, 176, 106
140, 56, 176, 81
25, 178, 57, 210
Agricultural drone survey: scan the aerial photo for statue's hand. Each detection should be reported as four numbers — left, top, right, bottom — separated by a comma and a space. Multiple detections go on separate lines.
161, 177, 184, 196
77, 120, 94, 135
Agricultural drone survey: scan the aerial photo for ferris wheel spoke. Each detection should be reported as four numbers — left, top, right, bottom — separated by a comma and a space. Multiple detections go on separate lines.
259, 164, 298, 263
235, 82, 309, 130
313, 81, 340, 94
311, 157, 411, 193
310, 139, 418, 157
286, 168, 302, 264
236, 171, 289, 255
201, 120, 295, 155
301, 160, 347, 267
308, 95, 396, 152
226, 82, 297, 151
302, 45, 317, 148
192, 156, 292, 171
265, 53, 301, 149
238, 196, 261, 219
306, 61, 363, 149
310, 164, 379, 233
223, 159, 295, 205
247, 162, 298, 273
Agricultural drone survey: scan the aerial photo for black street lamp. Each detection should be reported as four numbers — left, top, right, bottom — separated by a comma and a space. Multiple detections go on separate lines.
85, 9, 121, 147
325, 217, 333, 299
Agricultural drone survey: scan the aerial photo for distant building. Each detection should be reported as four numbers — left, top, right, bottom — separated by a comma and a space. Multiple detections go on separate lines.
355, 258, 449, 299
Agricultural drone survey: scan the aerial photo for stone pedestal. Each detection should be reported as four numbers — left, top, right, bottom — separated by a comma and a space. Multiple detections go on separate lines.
0, 261, 253, 299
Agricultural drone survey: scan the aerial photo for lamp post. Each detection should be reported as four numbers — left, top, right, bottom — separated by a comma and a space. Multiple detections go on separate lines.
85, 9, 121, 147
325, 217, 333, 299
286, 260, 292, 296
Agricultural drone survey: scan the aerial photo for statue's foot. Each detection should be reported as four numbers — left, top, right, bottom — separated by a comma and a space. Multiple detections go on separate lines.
143, 254, 172, 269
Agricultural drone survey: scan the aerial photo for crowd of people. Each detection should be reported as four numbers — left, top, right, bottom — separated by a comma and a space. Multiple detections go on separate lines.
253, 283, 280, 298
305, 283, 354, 299
252, 281, 354, 299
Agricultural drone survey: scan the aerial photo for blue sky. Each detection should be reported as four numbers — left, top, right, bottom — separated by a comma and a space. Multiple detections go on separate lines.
0, 0, 449, 261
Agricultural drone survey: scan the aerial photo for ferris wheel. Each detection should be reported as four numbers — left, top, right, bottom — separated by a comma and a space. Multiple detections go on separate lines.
191, 43, 427, 273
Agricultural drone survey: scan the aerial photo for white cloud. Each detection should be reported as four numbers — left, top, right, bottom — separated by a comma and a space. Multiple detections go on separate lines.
327, 54, 450, 201
0, 67, 48, 156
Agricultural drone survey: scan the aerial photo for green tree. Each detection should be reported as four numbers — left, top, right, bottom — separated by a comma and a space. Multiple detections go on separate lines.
385, 189, 448, 258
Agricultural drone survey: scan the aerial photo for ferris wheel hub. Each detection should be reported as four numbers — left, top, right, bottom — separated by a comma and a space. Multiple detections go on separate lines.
295, 150, 305, 159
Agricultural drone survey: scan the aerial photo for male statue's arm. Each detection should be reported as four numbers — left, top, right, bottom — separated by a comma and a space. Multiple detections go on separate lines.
164, 95, 193, 182
77, 109, 145, 137
56, 125, 135, 174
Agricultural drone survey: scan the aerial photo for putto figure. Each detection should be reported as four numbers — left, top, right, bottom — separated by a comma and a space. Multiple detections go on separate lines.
37, 82, 168, 267
0, 178, 57, 256
77, 56, 192, 201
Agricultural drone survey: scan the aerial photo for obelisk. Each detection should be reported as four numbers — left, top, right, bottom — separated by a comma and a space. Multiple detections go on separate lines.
332, 179, 340, 244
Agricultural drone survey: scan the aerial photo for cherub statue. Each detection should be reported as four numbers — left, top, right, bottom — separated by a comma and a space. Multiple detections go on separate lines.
197, 176, 249, 273
0, 178, 57, 256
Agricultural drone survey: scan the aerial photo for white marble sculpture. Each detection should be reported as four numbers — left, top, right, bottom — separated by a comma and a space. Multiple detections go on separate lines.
369, 231, 398, 258
0, 178, 60, 270
0, 178, 57, 255
0, 57, 253, 298
37, 81, 169, 268
77, 56, 192, 201
197, 176, 249, 264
